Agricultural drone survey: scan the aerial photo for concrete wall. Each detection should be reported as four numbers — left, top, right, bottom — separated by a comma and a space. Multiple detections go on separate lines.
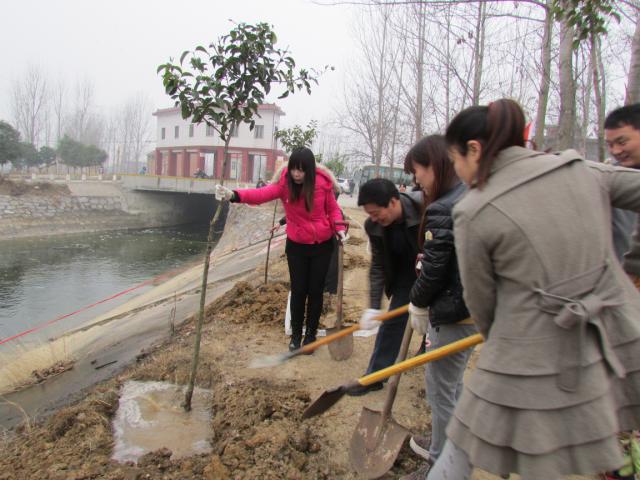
0, 181, 219, 241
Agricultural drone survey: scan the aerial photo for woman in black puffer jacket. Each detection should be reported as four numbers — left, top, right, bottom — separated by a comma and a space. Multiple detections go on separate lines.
402, 135, 477, 476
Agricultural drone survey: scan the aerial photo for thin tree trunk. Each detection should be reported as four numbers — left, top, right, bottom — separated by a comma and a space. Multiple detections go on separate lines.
591, 33, 606, 162
183, 132, 232, 412
390, 48, 406, 170
375, 11, 390, 172
534, 1, 553, 150
472, 2, 486, 106
557, 10, 576, 150
626, 11, 640, 105
445, 3, 452, 125
415, 2, 426, 141
581, 50, 591, 156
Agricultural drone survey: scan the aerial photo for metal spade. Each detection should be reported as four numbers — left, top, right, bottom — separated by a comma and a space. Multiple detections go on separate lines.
349, 320, 414, 478
302, 333, 484, 419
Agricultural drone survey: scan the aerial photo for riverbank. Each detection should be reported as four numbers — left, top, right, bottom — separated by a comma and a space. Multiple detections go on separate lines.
0, 202, 282, 400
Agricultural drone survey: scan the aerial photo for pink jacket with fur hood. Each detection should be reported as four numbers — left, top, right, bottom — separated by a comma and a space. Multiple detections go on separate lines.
236, 166, 345, 244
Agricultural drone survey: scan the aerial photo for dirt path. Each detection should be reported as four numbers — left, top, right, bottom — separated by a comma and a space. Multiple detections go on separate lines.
0, 205, 597, 480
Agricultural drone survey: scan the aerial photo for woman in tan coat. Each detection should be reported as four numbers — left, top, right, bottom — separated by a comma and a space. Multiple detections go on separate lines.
425, 99, 640, 480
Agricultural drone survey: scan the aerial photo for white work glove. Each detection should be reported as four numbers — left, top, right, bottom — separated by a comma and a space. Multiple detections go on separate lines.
409, 302, 429, 336
215, 184, 234, 201
337, 230, 349, 244
359, 308, 382, 330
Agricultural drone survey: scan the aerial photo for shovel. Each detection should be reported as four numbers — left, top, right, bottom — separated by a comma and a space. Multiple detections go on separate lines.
302, 333, 483, 419
249, 305, 409, 368
349, 320, 414, 478
327, 231, 352, 360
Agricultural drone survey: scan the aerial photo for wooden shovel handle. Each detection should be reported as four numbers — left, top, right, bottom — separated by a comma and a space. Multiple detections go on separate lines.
358, 333, 484, 386
299, 304, 409, 354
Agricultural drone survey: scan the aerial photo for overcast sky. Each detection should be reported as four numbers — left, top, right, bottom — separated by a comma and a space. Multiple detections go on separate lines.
0, 0, 357, 129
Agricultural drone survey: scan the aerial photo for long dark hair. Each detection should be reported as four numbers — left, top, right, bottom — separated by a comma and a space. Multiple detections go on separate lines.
404, 134, 458, 205
287, 147, 316, 212
404, 135, 458, 246
445, 98, 526, 189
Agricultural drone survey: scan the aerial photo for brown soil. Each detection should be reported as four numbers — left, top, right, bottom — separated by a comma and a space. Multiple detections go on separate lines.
203, 280, 290, 325
0, 205, 597, 480
344, 252, 368, 270
346, 235, 366, 246
0, 176, 70, 196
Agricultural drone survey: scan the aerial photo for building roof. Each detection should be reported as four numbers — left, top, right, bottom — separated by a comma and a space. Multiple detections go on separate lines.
153, 103, 285, 117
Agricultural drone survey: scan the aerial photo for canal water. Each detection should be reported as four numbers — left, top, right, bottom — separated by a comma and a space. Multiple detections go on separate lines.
0, 224, 211, 346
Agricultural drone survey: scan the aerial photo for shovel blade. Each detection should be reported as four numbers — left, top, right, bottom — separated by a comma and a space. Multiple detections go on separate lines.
326, 326, 354, 361
349, 407, 410, 479
302, 385, 347, 419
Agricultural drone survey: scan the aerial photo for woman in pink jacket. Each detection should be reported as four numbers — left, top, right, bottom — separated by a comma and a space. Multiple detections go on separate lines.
215, 148, 346, 351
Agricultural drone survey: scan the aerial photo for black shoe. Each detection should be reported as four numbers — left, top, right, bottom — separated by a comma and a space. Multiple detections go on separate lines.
346, 382, 383, 396
301, 336, 316, 355
289, 339, 301, 352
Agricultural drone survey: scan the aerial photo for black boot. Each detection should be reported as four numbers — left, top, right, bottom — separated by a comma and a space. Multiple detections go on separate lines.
289, 336, 301, 352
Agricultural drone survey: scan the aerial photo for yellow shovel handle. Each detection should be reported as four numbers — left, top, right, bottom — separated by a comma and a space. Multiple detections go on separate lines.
359, 333, 484, 386
299, 304, 409, 353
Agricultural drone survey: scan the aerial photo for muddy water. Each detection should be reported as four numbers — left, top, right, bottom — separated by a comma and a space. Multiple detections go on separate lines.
0, 225, 210, 344
112, 381, 213, 463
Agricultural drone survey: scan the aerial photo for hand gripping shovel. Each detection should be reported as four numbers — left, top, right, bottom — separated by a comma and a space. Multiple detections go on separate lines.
249, 305, 409, 369
349, 320, 414, 479
327, 227, 352, 361
302, 333, 484, 419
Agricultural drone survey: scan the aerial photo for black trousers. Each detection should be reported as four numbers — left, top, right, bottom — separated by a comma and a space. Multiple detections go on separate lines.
286, 239, 335, 342
365, 286, 411, 375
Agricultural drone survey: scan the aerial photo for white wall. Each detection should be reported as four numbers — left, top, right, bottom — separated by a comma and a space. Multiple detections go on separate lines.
155, 106, 281, 150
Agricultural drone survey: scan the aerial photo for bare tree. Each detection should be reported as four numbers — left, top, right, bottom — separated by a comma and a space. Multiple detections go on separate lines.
626, 7, 640, 104
471, 1, 487, 105
51, 79, 67, 145
11, 66, 48, 146
534, 0, 553, 149
67, 78, 104, 146
339, 5, 398, 172
115, 94, 152, 172
556, 5, 576, 150
591, 32, 607, 161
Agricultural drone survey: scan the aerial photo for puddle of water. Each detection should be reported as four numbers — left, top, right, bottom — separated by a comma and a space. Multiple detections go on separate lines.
112, 380, 213, 463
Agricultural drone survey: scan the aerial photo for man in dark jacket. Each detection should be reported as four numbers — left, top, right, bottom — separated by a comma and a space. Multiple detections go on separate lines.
605, 104, 640, 272
352, 178, 423, 396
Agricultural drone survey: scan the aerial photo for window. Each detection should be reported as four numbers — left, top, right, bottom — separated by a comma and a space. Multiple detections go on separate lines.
206, 125, 215, 136
230, 124, 238, 137
254, 125, 264, 139
226, 152, 242, 179
189, 124, 194, 137
174, 126, 179, 138
161, 127, 166, 140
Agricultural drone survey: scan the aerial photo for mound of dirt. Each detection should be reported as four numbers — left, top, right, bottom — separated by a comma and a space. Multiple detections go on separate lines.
0, 177, 71, 196
204, 281, 290, 325
208, 378, 345, 479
